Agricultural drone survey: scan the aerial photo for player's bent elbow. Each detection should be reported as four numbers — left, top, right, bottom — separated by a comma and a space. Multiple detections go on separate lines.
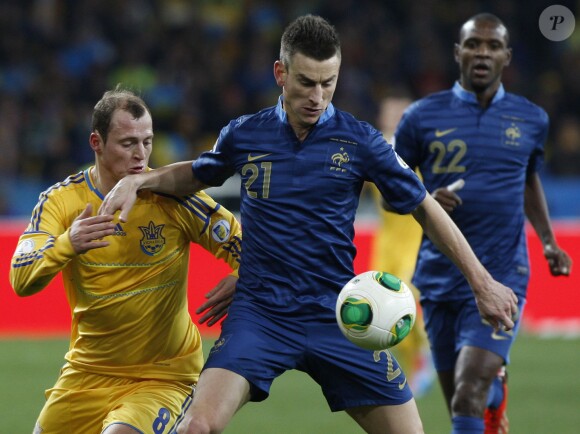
12, 283, 40, 297
10, 275, 50, 297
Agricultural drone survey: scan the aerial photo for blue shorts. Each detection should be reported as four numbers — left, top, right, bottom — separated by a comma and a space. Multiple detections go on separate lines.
420, 297, 526, 371
203, 303, 413, 411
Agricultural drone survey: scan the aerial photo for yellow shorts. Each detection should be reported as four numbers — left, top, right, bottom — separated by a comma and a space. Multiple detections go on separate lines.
34, 365, 194, 434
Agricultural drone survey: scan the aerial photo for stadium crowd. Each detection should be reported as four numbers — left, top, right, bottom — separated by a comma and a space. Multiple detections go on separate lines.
1, 0, 579, 216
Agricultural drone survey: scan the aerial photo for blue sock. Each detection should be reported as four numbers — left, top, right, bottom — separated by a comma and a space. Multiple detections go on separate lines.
486, 375, 504, 409
451, 415, 484, 433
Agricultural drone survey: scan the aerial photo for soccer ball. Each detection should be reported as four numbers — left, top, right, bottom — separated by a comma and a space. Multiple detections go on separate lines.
336, 271, 416, 351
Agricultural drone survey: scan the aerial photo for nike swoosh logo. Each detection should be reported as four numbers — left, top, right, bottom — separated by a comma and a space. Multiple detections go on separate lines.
435, 128, 458, 137
399, 378, 407, 390
248, 153, 272, 162
491, 330, 511, 340
482, 317, 513, 341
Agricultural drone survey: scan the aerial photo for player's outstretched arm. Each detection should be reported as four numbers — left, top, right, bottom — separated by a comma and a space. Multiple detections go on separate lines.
412, 194, 519, 331
524, 173, 572, 276
99, 161, 205, 222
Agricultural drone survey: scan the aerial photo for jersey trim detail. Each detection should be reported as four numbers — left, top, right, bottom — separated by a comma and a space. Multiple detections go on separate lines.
30, 172, 86, 231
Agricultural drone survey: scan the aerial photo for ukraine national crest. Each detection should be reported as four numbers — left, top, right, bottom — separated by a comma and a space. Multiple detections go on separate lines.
139, 221, 166, 256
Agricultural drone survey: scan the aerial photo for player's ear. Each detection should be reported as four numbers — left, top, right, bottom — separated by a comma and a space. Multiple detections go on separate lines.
453, 43, 461, 64
89, 131, 103, 152
504, 47, 512, 67
273, 60, 287, 87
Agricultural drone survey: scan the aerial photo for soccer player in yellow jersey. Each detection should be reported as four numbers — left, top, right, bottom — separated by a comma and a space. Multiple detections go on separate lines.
370, 94, 435, 398
10, 86, 242, 434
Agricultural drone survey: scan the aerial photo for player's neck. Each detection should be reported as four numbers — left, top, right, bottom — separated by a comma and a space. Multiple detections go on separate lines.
90, 166, 114, 196
475, 90, 495, 108
466, 81, 501, 109
294, 127, 312, 142
283, 114, 310, 142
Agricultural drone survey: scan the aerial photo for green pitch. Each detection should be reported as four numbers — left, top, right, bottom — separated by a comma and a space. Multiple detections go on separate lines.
1, 333, 578, 433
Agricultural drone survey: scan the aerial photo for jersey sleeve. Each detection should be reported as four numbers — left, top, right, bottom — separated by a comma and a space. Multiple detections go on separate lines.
527, 107, 549, 177
173, 190, 242, 273
393, 103, 422, 169
10, 190, 77, 297
364, 125, 426, 214
192, 121, 237, 187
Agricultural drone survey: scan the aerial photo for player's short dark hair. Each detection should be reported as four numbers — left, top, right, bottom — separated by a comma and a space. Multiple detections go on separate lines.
92, 84, 151, 142
280, 14, 341, 68
460, 13, 510, 45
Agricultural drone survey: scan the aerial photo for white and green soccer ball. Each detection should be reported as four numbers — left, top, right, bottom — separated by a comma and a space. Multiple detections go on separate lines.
336, 271, 416, 351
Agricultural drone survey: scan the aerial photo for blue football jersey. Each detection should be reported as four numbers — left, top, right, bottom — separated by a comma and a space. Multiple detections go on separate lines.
193, 96, 426, 315
395, 82, 547, 301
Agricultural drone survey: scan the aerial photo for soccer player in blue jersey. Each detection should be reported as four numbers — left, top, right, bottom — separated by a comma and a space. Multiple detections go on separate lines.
101, 15, 519, 434
10, 87, 242, 434
393, 13, 572, 434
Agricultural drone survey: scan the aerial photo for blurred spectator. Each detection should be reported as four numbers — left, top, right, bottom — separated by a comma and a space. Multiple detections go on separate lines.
548, 115, 580, 177
0, 0, 578, 216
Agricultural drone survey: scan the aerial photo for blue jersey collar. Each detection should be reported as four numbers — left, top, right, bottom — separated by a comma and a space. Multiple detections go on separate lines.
452, 81, 505, 105
275, 95, 335, 124
85, 167, 105, 199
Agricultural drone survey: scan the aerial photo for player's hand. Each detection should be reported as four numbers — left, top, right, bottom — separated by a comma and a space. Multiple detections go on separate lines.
544, 244, 572, 276
474, 278, 518, 332
69, 203, 116, 254
98, 175, 142, 222
196, 274, 238, 326
432, 179, 464, 213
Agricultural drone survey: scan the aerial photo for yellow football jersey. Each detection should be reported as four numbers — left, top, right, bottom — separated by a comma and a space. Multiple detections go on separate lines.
10, 168, 241, 383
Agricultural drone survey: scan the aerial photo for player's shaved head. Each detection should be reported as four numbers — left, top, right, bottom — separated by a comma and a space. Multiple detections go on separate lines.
460, 13, 510, 45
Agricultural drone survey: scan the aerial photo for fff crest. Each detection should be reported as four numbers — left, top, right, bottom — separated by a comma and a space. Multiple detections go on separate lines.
504, 122, 522, 147
330, 147, 351, 174
139, 221, 166, 256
